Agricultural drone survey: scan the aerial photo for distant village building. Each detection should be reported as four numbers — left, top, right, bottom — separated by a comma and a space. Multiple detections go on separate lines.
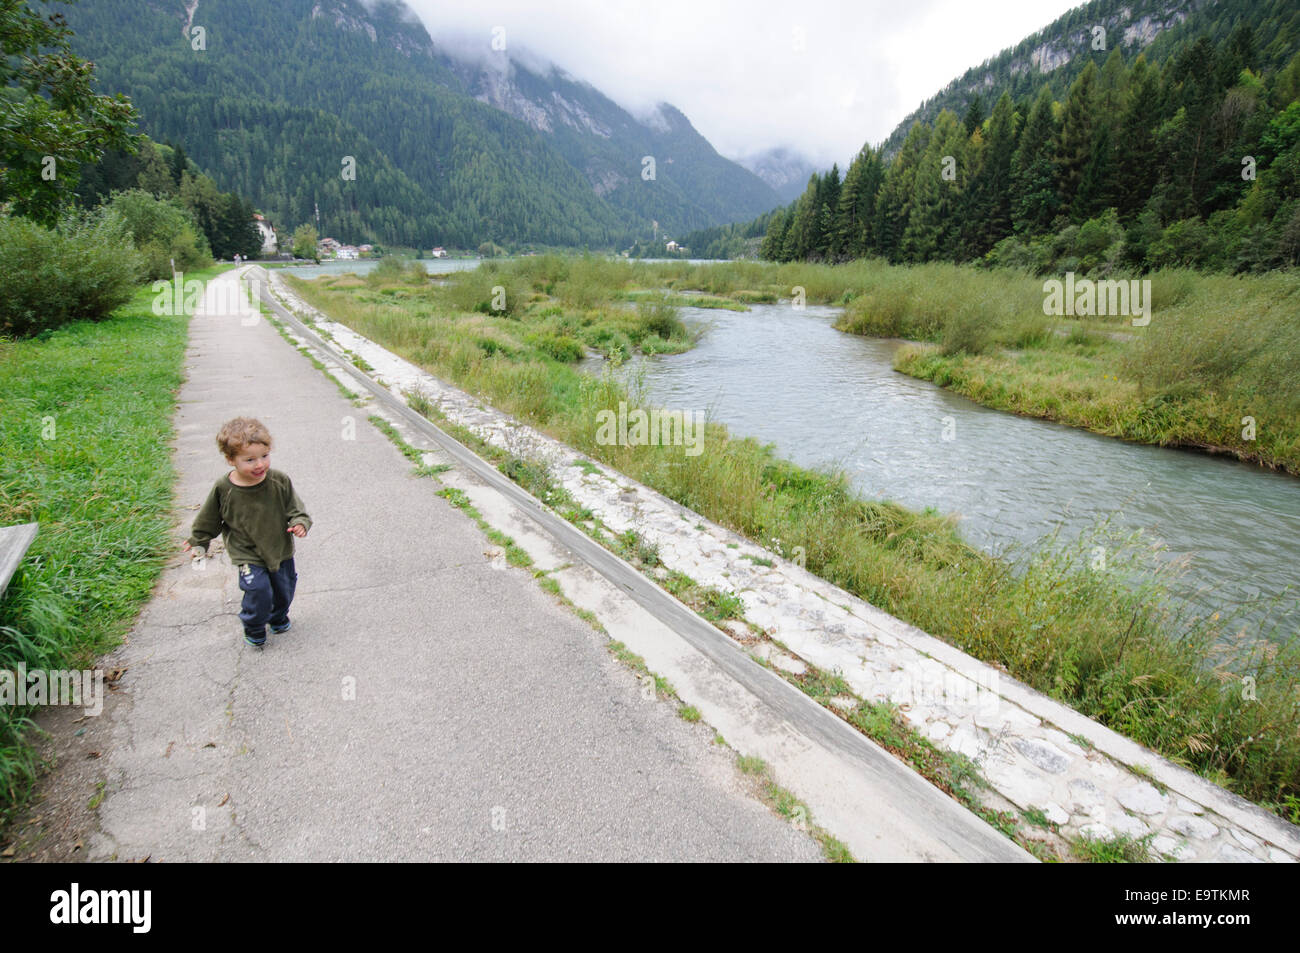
665, 240, 679, 252
337, 246, 359, 260
318, 237, 341, 257
431, 247, 448, 258
253, 213, 277, 256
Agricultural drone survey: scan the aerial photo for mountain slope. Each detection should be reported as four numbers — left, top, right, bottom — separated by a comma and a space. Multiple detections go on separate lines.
735, 147, 822, 204
63, 0, 776, 248
882, 0, 1300, 153
443, 53, 782, 233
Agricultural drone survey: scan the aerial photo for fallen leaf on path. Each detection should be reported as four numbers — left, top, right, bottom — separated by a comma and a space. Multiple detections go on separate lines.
1, 846, 14, 858
105, 668, 126, 683
164, 741, 174, 758
203, 741, 216, 748
87, 751, 100, 759
218, 794, 229, 807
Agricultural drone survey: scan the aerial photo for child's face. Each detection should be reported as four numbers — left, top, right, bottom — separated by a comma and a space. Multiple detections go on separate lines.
229, 442, 270, 483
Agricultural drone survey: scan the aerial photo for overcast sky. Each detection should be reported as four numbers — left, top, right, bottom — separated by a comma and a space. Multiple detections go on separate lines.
401, 0, 1084, 167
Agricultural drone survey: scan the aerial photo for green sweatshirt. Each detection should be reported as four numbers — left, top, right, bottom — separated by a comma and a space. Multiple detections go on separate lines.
187, 469, 312, 571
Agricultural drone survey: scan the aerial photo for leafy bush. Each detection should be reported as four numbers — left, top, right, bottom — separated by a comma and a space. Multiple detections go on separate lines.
1148, 217, 1210, 269
106, 189, 212, 279
940, 301, 995, 356
986, 211, 1124, 276
1071, 209, 1125, 274
636, 292, 687, 340
581, 325, 633, 363
525, 332, 584, 363
0, 209, 141, 337
445, 269, 525, 316
365, 255, 422, 286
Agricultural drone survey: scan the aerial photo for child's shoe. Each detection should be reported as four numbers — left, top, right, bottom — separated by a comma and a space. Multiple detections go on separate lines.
245, 631, 267, 647
270, 620, 291, 634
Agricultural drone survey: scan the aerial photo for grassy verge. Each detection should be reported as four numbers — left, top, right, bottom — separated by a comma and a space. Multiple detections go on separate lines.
283, 259, 1300, 819
0, 265, 230, 820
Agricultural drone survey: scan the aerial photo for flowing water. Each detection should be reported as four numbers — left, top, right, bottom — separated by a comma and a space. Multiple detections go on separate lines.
609, 302, 1300, 638
273, 258, 480, 279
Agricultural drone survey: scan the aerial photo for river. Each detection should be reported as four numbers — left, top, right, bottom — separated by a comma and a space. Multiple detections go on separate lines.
272, 258, 480, 279
613, 302, 1300, 639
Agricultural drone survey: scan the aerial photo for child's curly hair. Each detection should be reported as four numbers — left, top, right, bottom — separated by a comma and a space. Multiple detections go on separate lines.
217, 417, 273, 460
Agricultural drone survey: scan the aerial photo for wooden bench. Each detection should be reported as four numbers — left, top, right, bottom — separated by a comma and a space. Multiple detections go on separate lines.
0, 523, 38, 600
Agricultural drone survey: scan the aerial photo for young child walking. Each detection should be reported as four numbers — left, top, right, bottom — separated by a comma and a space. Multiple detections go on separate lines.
183, 417, 312, 647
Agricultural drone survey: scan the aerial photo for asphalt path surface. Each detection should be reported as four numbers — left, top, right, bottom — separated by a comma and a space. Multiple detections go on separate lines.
71, 270, 825, 861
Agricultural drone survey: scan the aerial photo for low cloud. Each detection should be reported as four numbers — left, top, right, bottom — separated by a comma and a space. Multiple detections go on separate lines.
402, 0, 1080, 168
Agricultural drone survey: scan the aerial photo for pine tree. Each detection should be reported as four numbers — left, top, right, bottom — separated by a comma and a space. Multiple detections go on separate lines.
1096, 48, 1129, 131
1011, 86, 1060, 234
1215, 23, 1256, 91
168, 142, 189, 186
818, 164, 841, 258
782, 179, 818, 260
833, 147, 884, 258
962, 91, 1019, 256
963, 95, 986, 137
1055, 61, 1099, 221
760, 208, 789, 260
1074, 122, 1115, 220
1161, 37, 1220, 219
901, 110, 966, 262
1112, 55, 1161, 221
874, 122, 931, 262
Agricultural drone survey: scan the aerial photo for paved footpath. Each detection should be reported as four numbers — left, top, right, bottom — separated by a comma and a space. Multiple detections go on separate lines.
24, 270, 823, 862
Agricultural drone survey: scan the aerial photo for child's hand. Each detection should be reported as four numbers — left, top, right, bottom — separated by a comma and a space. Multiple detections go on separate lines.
288, 524, 307, 538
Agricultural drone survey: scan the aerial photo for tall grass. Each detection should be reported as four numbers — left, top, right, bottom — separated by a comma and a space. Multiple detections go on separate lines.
0, 270, 212, 820
1126, 270, 1300, 420
291, 264, 1300, 816
863, 265, 1300, 472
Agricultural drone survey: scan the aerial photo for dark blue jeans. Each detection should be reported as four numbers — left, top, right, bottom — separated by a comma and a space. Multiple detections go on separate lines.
237, 559, 297, 639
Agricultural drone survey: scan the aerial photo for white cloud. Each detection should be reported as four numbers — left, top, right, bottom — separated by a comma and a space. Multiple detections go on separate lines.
403, 0, 1083, 167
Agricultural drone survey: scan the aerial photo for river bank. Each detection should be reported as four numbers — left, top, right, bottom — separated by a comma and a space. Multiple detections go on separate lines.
271, 265, 1300, 858
603, 298, 1300, 646
284, 256, 1300, 821
630, 258, 1300, 475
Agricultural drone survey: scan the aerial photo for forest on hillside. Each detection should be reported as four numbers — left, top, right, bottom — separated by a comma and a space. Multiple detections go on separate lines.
61, 0, 634, 249
884, 0, 1300, 152
760, 24, 1300, 274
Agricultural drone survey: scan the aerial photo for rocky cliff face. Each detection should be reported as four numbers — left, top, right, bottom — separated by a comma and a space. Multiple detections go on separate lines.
437, 47, 782, 228
884, 0, 1204, 154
